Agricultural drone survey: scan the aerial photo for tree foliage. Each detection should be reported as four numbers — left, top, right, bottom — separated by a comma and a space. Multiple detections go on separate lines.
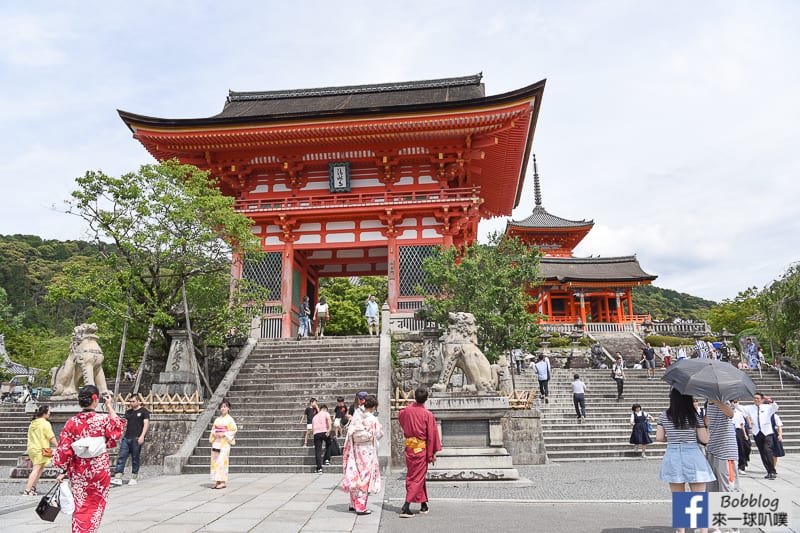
319, 276, 387, 336
758, 262, 800, 365
632, 285, 716, 321
703, 287, 761, 335
421, 233, 541, 360
47, 160, 269, 370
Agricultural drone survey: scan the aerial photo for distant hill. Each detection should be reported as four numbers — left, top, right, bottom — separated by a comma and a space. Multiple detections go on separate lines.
0, 234, 102, 333
631, 285, 716, 322
1, 234, 718, 328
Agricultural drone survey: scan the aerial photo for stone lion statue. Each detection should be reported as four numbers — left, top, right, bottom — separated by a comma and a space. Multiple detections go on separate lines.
52, 323, 109, 397
431, 312, 498, 393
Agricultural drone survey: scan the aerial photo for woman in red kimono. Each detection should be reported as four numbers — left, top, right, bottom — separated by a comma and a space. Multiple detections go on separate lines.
54, 385, 125, 533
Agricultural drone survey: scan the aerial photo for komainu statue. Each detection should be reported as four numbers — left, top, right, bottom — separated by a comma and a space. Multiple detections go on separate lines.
431, 312, 498, 393
52, 323, 109, 397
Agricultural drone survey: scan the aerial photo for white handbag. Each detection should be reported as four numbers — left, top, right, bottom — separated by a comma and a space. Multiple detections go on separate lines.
71, 436, 106, 459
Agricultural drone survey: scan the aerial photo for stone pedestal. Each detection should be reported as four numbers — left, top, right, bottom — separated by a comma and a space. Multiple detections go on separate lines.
152, 330, 202, 398
426, 393, 519, 481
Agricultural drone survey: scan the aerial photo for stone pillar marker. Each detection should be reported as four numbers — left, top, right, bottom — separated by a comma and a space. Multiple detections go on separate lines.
152, 329, 203, 398
426, 393, 519, 481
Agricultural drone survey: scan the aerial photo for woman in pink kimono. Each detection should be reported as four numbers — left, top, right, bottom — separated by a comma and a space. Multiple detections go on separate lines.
341, 394, 383, 515
54, 385, 125, 533
209, 399, 237, 489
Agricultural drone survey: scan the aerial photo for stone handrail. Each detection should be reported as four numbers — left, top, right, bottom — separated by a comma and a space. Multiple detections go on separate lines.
163, 339, 256, 474
378, 304, 393, 472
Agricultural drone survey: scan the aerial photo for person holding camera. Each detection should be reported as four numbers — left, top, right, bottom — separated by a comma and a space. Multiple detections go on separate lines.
111, 395, 150, 486
53, 385, 125, 533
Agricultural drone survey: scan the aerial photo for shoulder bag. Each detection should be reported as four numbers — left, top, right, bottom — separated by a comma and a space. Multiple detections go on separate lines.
35, 482, 61, 522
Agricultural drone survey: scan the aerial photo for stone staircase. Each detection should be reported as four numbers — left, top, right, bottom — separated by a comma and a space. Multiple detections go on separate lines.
183, 336, 380, 474
591, 332, 645, 366
516, 366, 800, 462
0, 403, 29, 466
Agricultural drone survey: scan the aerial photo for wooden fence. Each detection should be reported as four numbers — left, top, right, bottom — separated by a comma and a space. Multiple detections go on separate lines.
114, 391, 203, 414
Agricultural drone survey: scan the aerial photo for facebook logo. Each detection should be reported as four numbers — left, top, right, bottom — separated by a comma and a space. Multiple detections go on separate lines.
672, 492, 709, 528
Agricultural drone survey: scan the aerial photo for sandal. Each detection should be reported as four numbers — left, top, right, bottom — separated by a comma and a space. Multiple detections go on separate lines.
23, 488, 37, 496
356, 509, 372, 515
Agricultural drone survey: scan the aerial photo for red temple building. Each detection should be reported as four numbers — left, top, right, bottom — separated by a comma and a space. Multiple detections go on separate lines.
119, 74, 545, 337
506, 156, 657, 326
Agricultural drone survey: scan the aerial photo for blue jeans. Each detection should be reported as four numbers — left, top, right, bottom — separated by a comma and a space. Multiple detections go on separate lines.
298, 316, 310, 337
115, 437, 142, 474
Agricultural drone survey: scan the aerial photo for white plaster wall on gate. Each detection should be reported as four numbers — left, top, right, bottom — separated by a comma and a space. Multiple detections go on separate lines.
326, 233, 356, 243
361, 232, 388, 241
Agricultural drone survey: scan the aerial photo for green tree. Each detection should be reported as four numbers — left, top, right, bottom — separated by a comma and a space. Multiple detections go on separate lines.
48, 160, 269, 374
704, 287, 761, 335
0, 287, 23, 330
420, 233, 541, 361
319, 276, 387, 336
758, 262, 800, 365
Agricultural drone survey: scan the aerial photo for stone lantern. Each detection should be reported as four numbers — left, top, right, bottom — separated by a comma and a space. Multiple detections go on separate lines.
539, 331, 552, 353
568, 327, 583, 349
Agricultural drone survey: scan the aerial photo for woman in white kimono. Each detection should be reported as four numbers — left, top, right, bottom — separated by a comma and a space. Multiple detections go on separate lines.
209, 399, 237, 489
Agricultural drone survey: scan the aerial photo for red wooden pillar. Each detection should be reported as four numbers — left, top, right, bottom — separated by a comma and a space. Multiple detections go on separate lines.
442, 233, 454, 249
387, 236, 399, 312
626, 290, 633, 320
280, 241, 295, 338
615, 291, 624, 323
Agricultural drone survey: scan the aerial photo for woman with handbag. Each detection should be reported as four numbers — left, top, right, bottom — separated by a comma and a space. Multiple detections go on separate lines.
24, 405, 58, 496
53, 385, 124, 533
629, 403, 654, 458
210, 399, 237, 489
656, 388, 715, 533
341, 394, 383, 515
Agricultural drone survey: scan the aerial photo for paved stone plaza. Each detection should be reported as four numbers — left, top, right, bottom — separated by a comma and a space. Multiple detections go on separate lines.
1, 456, 796, 532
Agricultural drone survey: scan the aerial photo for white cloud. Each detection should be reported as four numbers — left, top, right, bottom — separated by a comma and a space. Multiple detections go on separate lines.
2, 1, 799, 303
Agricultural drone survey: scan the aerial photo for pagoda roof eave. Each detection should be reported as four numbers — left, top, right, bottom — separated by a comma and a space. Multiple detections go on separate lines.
117, 79, 546, 132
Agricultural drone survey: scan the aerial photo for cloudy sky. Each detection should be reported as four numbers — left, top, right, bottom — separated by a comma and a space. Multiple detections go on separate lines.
1, 1, 798, 302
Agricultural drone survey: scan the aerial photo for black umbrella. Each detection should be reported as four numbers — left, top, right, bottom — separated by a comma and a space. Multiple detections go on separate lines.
661, 358, 756, 402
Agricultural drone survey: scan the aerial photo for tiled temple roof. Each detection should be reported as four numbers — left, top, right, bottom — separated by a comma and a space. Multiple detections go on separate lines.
509, 205, 593, 229
218, 74, 486, 118
540, 256, 657, 283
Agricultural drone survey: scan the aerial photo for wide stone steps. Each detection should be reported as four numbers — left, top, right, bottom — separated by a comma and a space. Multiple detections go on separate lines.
0, 404, 29, 466
182, 336, 379, 474
539, 367, 800, 461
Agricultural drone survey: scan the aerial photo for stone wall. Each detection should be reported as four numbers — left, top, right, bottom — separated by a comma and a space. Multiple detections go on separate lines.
501, 410, 547, 464
390, 408, 546, 468
108, 414, 198, 466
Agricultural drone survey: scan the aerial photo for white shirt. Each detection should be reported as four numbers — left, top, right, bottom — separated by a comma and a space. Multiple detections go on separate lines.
743, 401, 779, 436
732, 408, 745, 429
571, 380, 586, 394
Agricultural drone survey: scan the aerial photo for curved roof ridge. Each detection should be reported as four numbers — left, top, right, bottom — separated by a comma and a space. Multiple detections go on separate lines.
541, 255, 640, 264
509, 205, 593, 229
227, 73, 484, 102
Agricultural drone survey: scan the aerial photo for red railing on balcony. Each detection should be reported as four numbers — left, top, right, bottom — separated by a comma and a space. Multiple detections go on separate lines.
235, 187, 481, 213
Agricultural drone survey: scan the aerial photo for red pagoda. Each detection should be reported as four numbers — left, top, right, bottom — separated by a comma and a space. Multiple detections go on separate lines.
506, 156, 657, 325
119, 74, 545, 337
